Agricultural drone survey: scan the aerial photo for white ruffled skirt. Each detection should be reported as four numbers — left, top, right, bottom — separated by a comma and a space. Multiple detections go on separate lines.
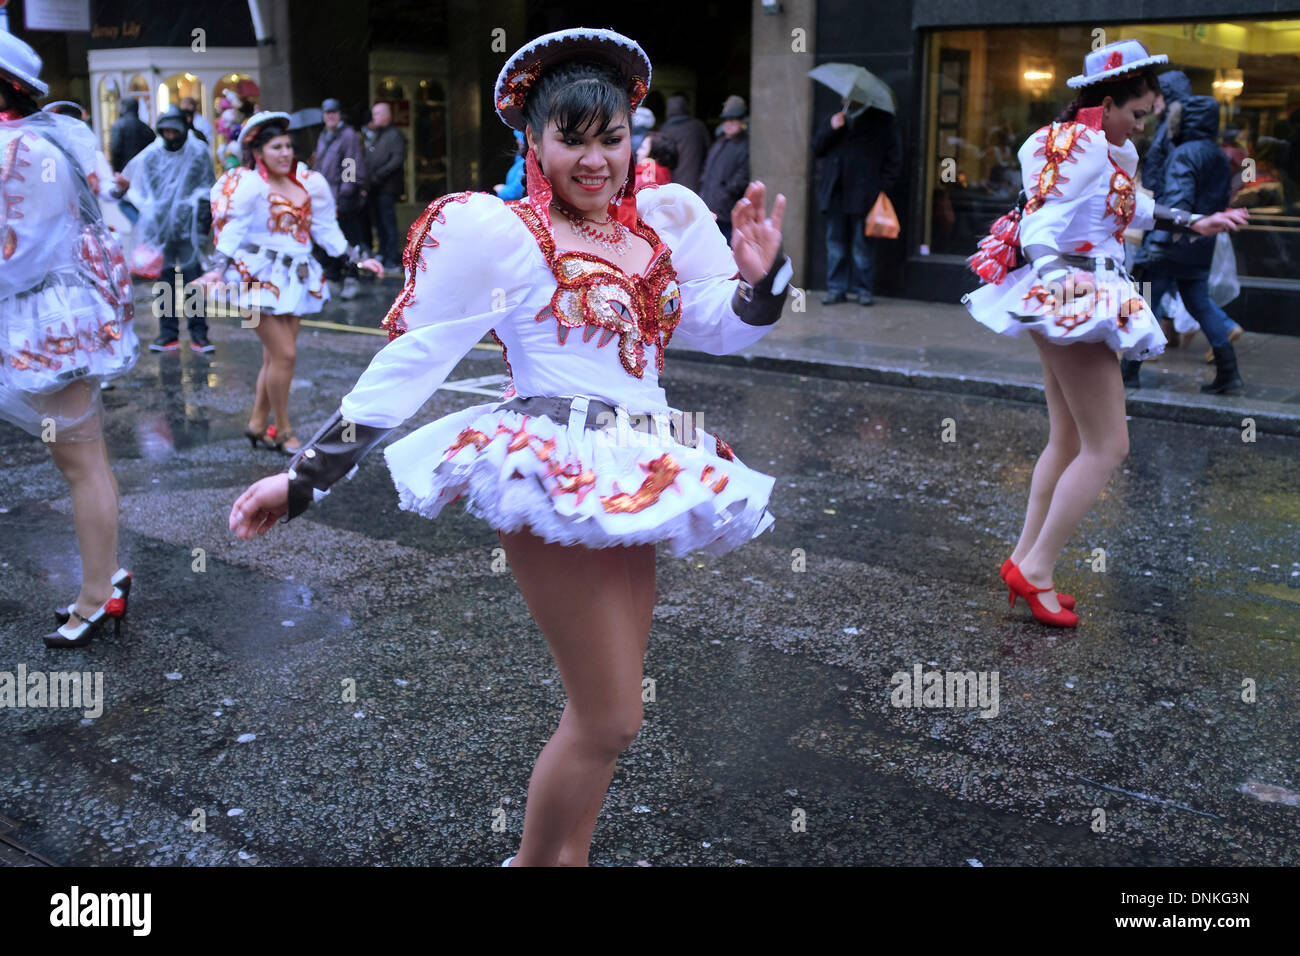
962, 261, 1166, 360
0, 272, 139, 439
218, 246, 329, 316
383, 401, 776, 557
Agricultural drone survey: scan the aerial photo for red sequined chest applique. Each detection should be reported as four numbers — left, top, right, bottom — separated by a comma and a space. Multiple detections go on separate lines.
1024, 122, 1093, 214
506, 199, 683, 379
1105, 158, 1136, 241
268, 190, 312, 245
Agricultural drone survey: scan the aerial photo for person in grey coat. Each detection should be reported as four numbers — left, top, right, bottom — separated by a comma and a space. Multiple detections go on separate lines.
653, 94, 711, 193
314, 98, 368, 297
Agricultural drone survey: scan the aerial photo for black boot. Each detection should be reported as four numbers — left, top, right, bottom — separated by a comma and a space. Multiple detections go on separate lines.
1120, 359, 1142, 389
1201, 343, 1244, 394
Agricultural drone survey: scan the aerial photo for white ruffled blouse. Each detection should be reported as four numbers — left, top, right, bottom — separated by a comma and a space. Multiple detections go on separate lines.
338, 183, 778, 428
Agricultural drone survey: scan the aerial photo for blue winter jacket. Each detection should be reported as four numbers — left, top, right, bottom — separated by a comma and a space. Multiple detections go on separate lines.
1135, 94, 1229, 275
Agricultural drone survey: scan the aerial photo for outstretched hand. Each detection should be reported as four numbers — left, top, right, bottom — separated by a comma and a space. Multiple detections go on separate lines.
730, 181, 787, 285
1192, 208, 1250, 236
229, 473, 290, 539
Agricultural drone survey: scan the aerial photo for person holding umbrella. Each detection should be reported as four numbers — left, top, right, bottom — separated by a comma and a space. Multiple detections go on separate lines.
810, 63, 901, 306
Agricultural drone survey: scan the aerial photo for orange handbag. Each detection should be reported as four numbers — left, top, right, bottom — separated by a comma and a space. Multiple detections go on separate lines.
865, 192, 900, 239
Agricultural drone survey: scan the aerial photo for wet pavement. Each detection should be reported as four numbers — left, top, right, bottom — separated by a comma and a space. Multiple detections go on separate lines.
0, 280, 1297, 866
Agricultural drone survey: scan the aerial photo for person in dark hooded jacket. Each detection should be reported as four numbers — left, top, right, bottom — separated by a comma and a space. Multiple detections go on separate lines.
1140, 71, 1192, 207
1128, 92, 1246, 394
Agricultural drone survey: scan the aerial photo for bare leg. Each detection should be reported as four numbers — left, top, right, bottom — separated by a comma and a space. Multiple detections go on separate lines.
498, 528, 649, 867
248, 350, 271, 432
1019, 339, 1130, 611
48, 435, 119, 617
555, 541, 656, 866
254, 314, 301, 450
1010, 333, 1081, 564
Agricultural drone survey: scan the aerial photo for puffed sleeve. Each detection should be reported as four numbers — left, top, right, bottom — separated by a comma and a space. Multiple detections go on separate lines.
302, 167, 348, 257
639, 183, 791, 356
1016, 118, 1111, 254
338, 191, 538, 428
210, 167, 259, 257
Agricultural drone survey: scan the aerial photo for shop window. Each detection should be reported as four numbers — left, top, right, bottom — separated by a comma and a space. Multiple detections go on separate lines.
923, 20, 1300, 282
97, 76, 121, 155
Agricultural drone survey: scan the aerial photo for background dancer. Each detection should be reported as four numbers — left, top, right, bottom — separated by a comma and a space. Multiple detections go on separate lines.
0, 33, 138, 648
200, 112, 383, 454
962, 40, 1247, 627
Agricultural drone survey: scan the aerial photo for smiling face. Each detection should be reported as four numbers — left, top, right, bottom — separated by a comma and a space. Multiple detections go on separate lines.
255, 132, 296, 177
1102, 90, 1157, 146
528, 109, 631, 215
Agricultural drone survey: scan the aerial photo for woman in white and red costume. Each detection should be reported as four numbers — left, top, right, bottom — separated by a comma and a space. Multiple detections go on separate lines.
963, 40, 1247, 627
0, 33, 138, 648
228, 28, 793, 866
200, 112, 383, 453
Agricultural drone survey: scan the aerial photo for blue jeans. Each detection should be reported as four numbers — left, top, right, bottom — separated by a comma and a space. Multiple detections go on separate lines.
825, 214, 876, 297
158, 240, 206, 340
369, 191, 399, 266
1148, 274, 1233, 348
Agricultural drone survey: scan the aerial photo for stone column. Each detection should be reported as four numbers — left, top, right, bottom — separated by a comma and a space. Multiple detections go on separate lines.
749, 0, 815, 287
447, 0, 526, 193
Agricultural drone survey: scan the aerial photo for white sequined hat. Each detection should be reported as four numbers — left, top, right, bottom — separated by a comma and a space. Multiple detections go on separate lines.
494, 28, 651, 132
1067, 40, 1168, 89
238, 110, 292, 146
0, 30, 48, 98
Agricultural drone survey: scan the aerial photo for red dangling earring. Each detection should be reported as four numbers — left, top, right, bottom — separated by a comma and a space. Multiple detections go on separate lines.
609, 151, 638, 229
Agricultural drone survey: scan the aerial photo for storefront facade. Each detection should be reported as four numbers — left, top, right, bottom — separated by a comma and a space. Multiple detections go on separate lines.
821, 0, 1300, 334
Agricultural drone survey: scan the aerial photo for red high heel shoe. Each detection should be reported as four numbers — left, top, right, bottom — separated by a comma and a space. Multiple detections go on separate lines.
1001, 559, 1074, 610
1005, 564, 1078, 627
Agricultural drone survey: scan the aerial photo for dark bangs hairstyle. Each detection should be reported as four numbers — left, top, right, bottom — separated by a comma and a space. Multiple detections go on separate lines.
0, 80, 41, 118
1056, 68, 1161, 123
523, 58, 631, 140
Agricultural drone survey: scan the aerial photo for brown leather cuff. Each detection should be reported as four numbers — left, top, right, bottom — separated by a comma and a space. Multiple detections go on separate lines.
283, 410, 392, 521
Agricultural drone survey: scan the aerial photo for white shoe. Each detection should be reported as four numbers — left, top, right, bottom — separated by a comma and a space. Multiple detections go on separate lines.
341, 277, 360, 300
501, 855, 515, 867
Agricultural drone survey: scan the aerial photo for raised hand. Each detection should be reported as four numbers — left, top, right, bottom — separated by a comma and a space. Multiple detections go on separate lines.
730, 180, 787, 285
229, 473, 291, 539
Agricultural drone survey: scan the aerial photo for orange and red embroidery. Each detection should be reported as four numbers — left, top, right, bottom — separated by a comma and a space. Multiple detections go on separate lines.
1106, 158, 1136, 240
1024, 122, 1093, 214
1, 137, 32, 260
267, 191, 312, 245
381, 191, 474, 339
508, 199, 683, 379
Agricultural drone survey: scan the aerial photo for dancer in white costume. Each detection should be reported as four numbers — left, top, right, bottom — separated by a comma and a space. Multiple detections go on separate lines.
0, 33, 137, 648
201, 112, 383, 453
962, 40, 1247, 627
229, 29, 793, 865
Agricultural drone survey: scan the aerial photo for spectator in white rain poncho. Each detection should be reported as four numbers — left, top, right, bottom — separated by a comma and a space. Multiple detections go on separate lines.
113, 106, 216, 352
